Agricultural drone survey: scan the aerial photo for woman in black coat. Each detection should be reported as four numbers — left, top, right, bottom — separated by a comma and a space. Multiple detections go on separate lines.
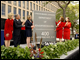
25, 15, 34, 48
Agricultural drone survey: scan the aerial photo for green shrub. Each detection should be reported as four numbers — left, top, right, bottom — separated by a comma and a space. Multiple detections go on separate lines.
1, 45, 31, 59
41, 39, 79, 59
1, 39, 79, 59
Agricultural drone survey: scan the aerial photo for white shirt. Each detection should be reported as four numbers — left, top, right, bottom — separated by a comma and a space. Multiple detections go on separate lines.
56, 21, 61, 27
16, 19, 19, 21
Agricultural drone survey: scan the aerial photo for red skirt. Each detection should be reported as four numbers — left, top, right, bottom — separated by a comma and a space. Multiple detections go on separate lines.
56, 29, 63, 39
63, 31, 70, 40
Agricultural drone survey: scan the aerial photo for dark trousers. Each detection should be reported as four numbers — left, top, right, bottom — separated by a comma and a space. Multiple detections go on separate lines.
21, 30, 26, 44
13, 35, 21, 47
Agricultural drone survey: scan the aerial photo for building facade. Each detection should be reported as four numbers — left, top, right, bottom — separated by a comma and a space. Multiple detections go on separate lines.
1, 1, 59, 29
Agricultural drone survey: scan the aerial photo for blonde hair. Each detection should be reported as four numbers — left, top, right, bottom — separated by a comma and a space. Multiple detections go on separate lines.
8, 12, 14, 19
27, 15, 31, 20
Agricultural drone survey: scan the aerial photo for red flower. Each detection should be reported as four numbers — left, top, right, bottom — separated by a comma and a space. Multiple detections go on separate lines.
41, 55, 43, 57
38, 48, 41, 52
40, 52, 44, 54
33, 50, 37, 54
30, 54, 33, 57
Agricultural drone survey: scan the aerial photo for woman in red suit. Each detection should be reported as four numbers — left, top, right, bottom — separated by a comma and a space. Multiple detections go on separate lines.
55, 17, 64, 42
55, 19, 60, 39
63, 17, 71, 41
4, 13, 14, 47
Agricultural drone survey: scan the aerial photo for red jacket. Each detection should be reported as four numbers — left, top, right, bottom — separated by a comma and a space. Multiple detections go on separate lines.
4, 19, 13, 40
63, 22, 71, 40
56, 21, 64, 38
55, 20, 60, 25
21, 26, 25, 30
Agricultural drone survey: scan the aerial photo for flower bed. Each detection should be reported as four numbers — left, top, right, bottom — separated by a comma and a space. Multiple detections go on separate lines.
1, 39, 79, 59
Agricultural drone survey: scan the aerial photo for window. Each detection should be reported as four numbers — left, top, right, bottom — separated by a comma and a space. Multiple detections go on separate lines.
27, 1, 29, 10
41, 1, 42, 5
30, 2, 32, 11
23, 10, 25, 19
49, 4, 50, 9
41, 7, 43, 11
27, 11, 29, 16
13, 7, 16, 17
33, 4, 35, 10
44, 8, 45, 9
46, 9, 47, 11
13, 1, 16, 5
51, 5, 52, 10
48, 4, 49, 9
30, 12, 32, 16
39, 6, 40, 11
39, 1, 40, 4
23, 1, 25, 8
36, 5, 38, 10
46, 5, 47, 8
8, 1, 11, 4
36, 1, 38, 3
2, 4, 5, 15
18, 9, 21, 17
18, 1, 21, 7
8, 5, 11, 13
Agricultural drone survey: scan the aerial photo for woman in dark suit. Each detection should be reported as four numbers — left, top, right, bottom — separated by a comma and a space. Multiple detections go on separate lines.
25, 15, 34, 48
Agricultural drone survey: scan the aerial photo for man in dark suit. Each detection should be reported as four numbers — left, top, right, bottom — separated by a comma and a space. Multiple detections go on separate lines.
13, 14, 25, 47
75, 32, 79, 39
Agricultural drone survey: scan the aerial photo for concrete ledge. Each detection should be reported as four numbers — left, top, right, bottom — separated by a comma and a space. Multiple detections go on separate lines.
10, 44, 79, 59
59, 47, 79, 59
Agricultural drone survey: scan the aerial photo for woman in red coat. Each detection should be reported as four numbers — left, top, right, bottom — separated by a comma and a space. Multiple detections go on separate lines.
55, 20, 60, 39
4, 13, 14, 47
63, 17, 71, 41
56, 17, 64, 42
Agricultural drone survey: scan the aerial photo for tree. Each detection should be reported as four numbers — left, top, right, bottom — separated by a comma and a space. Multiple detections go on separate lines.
68, 3, 79, 18
43, 1, 79, 37
56, 4, 79, 37
75, 24, 79, 33
43, 1, 70, 19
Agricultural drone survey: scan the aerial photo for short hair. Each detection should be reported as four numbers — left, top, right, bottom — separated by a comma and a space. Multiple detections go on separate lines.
60, 17, 64, 22
27, 15, 31, 20
8, 12, 14, 19
15, 14, 19, 18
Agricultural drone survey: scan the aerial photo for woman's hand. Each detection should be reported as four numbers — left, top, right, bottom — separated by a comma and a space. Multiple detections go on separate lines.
6, 33, 9, 37
12, 31, 13, 34
22, 21, 25, 25
31, 25, 35, 28
65, 22, 68, 26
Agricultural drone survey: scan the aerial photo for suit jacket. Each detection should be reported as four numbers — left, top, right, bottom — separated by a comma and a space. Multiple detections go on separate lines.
56, 22, 64, 38
13, 19, 22, 36
75, 34, 79, 39
25, 20, 32, 37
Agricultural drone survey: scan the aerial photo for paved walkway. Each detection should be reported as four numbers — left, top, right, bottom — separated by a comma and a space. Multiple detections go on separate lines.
10, 42, 41, 48
10, 44, 27, 48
